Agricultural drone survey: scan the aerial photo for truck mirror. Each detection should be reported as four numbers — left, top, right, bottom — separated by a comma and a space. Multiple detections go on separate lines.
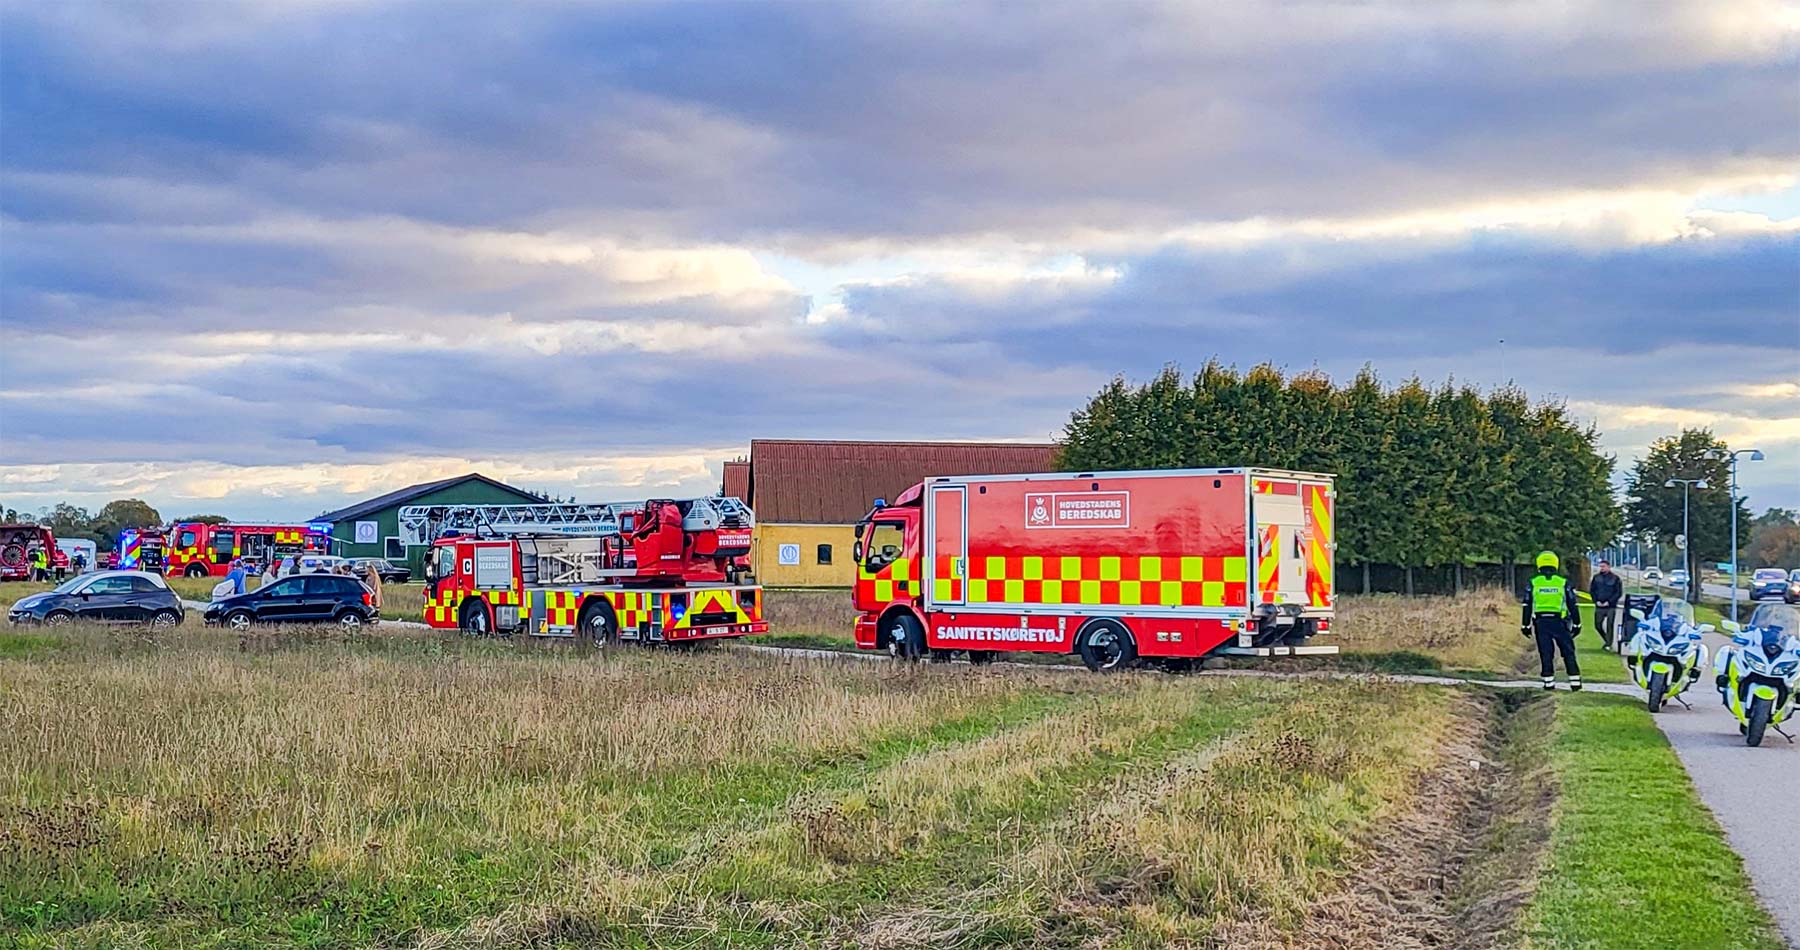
852, 541, 863, 562
853, 522, 866, 540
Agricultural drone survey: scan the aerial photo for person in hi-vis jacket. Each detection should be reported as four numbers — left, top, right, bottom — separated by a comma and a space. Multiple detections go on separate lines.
1522, 550, 1583, 691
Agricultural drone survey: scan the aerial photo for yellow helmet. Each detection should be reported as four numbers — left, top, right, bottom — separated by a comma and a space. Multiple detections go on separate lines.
1535, 550, 1560, 570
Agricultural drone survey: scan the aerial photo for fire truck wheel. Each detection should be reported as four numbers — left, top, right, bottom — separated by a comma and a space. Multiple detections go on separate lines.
578, 600, 619, 647
185, 563, 210, 578
968, 650, 996, 666
885, 613, 925, 661
460, 600, 492, 636
1077, 619, 1137, 672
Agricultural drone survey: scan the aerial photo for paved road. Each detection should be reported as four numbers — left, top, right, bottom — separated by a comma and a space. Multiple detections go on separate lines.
1645, 631, 1800, 947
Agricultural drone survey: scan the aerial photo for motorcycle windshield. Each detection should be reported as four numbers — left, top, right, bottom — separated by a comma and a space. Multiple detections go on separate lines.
1746, 603, 1799, 637
1657, 599, 1695, 626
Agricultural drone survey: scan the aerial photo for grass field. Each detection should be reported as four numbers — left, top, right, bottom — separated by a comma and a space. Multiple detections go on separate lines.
2, 618, 1783, 948
0, 621, 1573, 946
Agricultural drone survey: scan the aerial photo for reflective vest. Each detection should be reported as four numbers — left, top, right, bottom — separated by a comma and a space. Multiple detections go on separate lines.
1531, 573, 1569, 617
32, 549, 47, 569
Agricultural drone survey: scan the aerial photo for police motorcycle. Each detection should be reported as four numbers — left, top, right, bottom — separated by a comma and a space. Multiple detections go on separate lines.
1623, 597, 1710, 713
1714, 602, 1800, 747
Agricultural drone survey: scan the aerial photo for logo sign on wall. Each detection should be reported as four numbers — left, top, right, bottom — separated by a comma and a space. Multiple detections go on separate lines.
354, 521, 379, 544
778, 543, 801, 565
1024, 491, 1130, 529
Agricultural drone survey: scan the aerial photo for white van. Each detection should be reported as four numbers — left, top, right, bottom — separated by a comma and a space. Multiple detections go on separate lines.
55, 538, 98, 573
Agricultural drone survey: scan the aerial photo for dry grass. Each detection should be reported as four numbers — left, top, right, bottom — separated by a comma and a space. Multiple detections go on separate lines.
1332, 587, 1529, 674
0, 621, 1495, 947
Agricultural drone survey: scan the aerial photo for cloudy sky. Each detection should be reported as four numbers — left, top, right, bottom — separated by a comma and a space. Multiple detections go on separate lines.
1, 0, 1796, 522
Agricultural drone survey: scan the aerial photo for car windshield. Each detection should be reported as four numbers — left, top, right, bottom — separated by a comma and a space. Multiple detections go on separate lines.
1657, 599, 1695, 625
1753, 569, 1786, 582
1747, 603, 1800, 635
1790, 570, 1800, 582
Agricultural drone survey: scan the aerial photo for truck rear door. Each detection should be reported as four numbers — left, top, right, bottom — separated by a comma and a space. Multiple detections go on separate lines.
927, 484, 966, 606
1252, 477, 1309, 606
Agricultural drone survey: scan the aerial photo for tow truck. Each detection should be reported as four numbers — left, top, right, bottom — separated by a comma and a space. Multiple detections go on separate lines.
405, 497, 767, 642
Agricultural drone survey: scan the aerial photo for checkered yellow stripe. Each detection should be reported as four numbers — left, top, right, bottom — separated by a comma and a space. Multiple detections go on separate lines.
425, 583, 524, 625
957, 554, 1248, 608
1305, 483, 1332, 607
856, 555, 917, 605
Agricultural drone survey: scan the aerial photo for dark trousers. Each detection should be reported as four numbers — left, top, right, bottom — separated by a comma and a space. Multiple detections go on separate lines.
1534, 615, 1581, 678
1593, 603, 1617, 646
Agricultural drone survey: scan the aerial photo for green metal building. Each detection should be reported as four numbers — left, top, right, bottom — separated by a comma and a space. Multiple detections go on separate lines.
312, 473, 545, 574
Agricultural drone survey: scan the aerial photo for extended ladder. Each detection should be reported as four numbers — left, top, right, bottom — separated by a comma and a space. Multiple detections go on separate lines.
397, 497, 754, 547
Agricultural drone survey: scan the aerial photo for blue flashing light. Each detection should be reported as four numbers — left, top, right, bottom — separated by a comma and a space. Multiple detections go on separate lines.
874, 498, 887, 507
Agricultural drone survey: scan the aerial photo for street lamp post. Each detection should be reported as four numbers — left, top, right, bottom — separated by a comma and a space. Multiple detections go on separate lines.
1664, 477, 1708, 604
1705, 447, 1765, 623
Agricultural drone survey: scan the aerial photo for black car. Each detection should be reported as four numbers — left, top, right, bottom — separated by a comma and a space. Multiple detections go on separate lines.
351, 557, 411, 583
7, 570, 184, 627
204, 574, 378, 629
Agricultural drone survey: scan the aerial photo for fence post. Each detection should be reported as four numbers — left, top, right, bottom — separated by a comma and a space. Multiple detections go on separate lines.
1405, 566, 1415, 597
1362, 562, 1371, 595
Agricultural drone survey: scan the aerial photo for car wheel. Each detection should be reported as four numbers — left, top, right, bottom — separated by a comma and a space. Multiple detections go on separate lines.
225, 610, 255, 631
44, 611, 73, 628
150, 610, 180, 629
337, 611, 363, 629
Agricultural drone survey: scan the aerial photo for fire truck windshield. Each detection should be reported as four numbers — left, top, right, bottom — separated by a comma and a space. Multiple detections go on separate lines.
863, 522, 904, 572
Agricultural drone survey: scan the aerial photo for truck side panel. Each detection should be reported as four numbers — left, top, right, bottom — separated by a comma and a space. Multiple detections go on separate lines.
932, 473, 1249, 615
926, 612, 1237, 657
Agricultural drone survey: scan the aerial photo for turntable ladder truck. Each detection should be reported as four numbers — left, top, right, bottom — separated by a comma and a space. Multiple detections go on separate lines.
404, 497, 767, 643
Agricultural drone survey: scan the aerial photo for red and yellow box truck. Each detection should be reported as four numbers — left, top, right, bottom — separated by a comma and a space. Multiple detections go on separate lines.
851, 467, 1335, 670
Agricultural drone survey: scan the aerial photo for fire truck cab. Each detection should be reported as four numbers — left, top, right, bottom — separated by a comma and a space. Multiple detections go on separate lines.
411, 498, 766, 643
852, 467, 1337, 670
165, 522, 329, 577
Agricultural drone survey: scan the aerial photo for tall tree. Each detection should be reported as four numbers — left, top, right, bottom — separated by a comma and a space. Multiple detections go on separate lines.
1622, 429, 1750, 580
91, 498, 164, 545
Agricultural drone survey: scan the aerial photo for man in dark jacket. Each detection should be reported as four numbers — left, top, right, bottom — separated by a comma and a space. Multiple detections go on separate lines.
1588, 559, 1623, 649
1522, 550, 1583, 690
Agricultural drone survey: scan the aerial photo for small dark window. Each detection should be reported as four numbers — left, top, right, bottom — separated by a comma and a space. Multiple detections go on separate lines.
129, 576, 162, 593
384, 537, 405, 559
1213, 479, 1222, 488
816, 544, 833, 565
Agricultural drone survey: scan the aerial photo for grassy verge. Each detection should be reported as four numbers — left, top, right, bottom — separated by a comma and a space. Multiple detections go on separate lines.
1521, 692, 1785, 949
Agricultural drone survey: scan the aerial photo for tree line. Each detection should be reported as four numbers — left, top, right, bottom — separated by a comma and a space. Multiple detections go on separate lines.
1057, 362, 1619, 583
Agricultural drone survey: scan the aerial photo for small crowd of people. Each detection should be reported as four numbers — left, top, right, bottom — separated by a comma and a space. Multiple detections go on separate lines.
212, 556, 384, 609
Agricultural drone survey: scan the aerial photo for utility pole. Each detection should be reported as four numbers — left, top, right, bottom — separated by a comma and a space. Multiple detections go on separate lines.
1705, 447, 1764, 623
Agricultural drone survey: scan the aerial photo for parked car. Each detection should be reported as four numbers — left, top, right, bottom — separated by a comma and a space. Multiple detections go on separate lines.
1643, 567, 1662, 583
1787, 569, 1800, 605
1750, 568, 1790, 601
7, 570, 183, 627
203, 574, 377, 629
268, 553, 350, 576
350, 557, 411, 583
1666, 569, 1689, 590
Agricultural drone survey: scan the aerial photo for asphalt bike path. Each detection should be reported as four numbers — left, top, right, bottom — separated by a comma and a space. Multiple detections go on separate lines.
1624, 630, 1800, 947
237, 609, 1794, 939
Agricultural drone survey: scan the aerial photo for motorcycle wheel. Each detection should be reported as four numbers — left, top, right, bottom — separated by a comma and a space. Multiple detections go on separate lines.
1647, 670, 1666, 713
1746, 696, 1772, 747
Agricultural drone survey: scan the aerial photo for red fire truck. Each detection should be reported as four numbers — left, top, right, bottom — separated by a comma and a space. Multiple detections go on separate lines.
0, 524, 65, 581
852, 467, 1336, 670
165, 522, 330, 577
407, 498, 767, 642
